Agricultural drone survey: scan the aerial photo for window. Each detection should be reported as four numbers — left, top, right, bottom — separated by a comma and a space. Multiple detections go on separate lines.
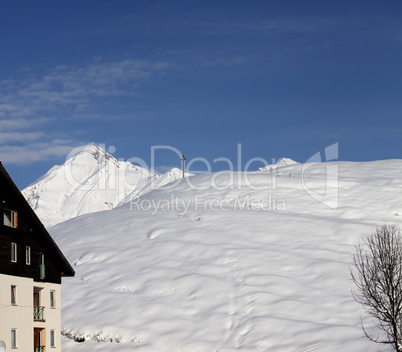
50, 329, 55, 347
11, 286, 16, 305
11, 243, 17, 263
4, 209, 17, 228
25, 246, 31, 265
11, 328, 17, 348
50, 290, 55, 309
39, 253, 45, 279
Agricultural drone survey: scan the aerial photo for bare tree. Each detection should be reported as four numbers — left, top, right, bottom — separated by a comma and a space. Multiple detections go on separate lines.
351, 225, 402, 351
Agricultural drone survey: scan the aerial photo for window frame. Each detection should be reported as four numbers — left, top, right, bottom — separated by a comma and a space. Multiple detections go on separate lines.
50, 290, 55, 309
11, 328, 17, 348
25, 246, 31, 265
11, 242, 17, 263
39, 253, 45, 279
4, 208, 17, 228
11, 285, 16, 305
50, 329, 56, 348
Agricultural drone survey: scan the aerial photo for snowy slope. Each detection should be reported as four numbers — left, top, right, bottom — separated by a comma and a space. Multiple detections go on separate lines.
257, 157, 299, 172
22, 143, 189, 227
50, 159, 402, 352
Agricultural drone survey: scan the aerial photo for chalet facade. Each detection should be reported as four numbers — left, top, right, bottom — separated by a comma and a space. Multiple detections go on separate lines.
0, 162, 75, 352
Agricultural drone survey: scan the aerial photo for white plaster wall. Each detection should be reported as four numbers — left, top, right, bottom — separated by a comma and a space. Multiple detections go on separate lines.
0, 274, 33, 351
0, 274, 62, 352
35, 281, 62, 352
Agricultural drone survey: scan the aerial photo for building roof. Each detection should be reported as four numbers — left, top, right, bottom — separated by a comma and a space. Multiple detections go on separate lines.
0, 161, 75, 277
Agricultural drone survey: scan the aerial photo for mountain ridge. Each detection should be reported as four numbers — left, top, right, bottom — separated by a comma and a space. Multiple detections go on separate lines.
52, 158, 402, 351
22, 143, 189, 227
22, 143, 295, 227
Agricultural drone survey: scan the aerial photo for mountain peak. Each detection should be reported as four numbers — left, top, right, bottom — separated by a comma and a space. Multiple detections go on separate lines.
85, 142, 103, 151
275, 158, 298, 166
22, 144, 188, 227
70, 142, 105, 155
257, 158, 299, 172
67, 143, 116, 166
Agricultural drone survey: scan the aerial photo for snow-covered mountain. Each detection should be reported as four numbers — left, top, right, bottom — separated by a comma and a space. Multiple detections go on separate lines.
49, 158, 402, 352
257, 157, 299, 172
22, 143, 188, 227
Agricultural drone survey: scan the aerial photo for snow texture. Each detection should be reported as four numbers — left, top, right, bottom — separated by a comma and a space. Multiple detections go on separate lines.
22, 143, 189, 227
257, 157, 299, 172
42, 157, 402, 351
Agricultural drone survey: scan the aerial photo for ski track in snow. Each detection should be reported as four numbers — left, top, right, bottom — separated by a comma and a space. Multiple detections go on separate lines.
221, 250, 255, 349
31, 158, 402, 352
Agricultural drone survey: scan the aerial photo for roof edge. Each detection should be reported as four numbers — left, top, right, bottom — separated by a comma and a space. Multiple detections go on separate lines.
0, 161, 75, 277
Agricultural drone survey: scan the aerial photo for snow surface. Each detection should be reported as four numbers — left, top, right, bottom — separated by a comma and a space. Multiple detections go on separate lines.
22, 143, 190, 227
257, 158, 299, 172
47, 158, 402, 351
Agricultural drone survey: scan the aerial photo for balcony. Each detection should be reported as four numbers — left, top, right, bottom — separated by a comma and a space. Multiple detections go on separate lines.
34, 346, 45, 352
33, 306, 45, 321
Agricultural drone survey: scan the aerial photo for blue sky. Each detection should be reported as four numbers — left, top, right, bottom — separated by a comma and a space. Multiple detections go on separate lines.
1, 0, 402, 188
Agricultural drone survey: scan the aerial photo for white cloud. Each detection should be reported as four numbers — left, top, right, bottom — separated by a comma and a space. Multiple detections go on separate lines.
0, 141, 76, 164
0, 132, 45, 143
0, 58, 169, 164
0, 117, 54, 131
0, 59, 169, 120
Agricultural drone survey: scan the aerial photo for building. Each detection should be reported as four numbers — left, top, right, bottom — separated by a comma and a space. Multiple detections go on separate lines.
0, 161, 75, 351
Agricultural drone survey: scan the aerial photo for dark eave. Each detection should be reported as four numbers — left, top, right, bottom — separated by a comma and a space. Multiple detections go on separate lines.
0, 161, 75, 277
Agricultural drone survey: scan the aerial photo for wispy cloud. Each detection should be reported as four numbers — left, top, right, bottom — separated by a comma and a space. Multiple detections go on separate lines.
0, 132, 45, 143
0, 141, 75, 164
0, 58, 169, 164
0, 117, 54, 131
0, 59, 169, 119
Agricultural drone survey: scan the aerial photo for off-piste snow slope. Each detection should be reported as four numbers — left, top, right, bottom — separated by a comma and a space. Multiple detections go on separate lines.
22, 143, 188, 227
257, 157, 299, 171
50, 159, 402, 351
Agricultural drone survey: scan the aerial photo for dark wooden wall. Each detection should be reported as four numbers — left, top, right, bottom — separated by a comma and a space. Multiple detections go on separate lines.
0, 173, 64, 284
0, 227, 62, 284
